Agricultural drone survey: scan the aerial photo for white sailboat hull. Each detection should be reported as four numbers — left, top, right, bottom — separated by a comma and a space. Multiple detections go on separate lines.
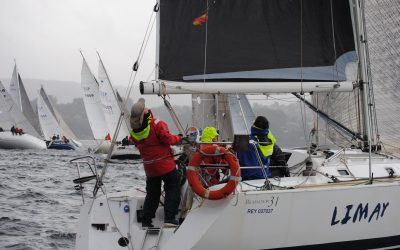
0, 131, 46, 150
93, 140, 111, 154
75, 149, 400, 250
110, 145, 140, 160
93, 141, 141, 159
75, 182, 400, 250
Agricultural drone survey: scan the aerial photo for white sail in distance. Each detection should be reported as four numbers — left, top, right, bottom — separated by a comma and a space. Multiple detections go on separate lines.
97, 55, 130, 141
80, 54, 109, 140
37, 89, 63, 140
18, 74, 42, 136
7, 63, 42, 136
38, 87, 78, 140
0, 81, 40, 138
8, 63, 21, 111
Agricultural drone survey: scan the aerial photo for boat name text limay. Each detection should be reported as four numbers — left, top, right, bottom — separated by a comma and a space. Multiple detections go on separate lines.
331, 202, 389, 226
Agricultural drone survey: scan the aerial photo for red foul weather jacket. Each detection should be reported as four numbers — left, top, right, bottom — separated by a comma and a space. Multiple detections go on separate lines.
132, 118, 182, 177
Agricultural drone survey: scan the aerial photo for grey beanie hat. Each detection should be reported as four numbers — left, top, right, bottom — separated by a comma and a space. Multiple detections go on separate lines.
130, 98, 146, 129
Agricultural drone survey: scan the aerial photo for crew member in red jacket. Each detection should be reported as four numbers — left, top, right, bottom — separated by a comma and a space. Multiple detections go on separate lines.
130, 98, 183, 228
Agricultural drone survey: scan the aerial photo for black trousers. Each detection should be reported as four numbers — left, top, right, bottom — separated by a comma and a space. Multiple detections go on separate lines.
142, 168, 181, 223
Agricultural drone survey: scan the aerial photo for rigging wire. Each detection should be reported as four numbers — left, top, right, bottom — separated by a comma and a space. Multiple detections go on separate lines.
329, 0, 340, 82
297, 0, 312, 152
124, 9, 156, 102
201, 0, 210, 127
102, 184, 134, 250
360, 0, 379, 145
94, 3, 158, 196
300, 0, 303, 93
307, 0, 361, 150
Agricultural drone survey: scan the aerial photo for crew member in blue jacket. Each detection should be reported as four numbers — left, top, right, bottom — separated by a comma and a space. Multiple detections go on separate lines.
237, 116, 276, 181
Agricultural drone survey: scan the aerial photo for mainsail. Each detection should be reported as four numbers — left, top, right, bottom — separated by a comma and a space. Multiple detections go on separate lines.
8, 64, 21, 109
97, 55, 130, 141
158, 0, 357, 83
38, 87, 78, 140
154, 0, 359, 138
80, 55, 109, 140
8, 63, 42, 136
18, 75, 42, 136
0, 81, 41, 138
37, 89, 64, 140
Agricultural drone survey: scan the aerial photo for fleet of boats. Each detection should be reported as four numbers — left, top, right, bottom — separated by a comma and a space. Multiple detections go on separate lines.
0, 67, 46, 150
0, 56, 132, 152
80, 51, 139, 159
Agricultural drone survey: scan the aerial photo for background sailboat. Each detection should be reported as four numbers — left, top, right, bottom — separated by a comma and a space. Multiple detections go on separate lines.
8, 62, 42, 137
0, 81, 46, 149
97, 53, 140, 159
97, 53, 130, 141
37, 87, 76, 150
80, 53, 110, 153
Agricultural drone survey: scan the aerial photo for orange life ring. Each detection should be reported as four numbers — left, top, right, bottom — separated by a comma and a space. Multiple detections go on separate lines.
187, 145, 241, 200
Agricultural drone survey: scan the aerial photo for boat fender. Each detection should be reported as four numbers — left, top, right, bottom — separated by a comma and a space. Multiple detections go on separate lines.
187, 145, 241, 200
124, 204, 130, 213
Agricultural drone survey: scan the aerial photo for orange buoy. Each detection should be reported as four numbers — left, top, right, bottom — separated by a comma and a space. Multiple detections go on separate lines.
187, 145, 241, 200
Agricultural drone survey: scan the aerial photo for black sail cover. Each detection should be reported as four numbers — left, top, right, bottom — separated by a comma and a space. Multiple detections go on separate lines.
158, 0, 357, 82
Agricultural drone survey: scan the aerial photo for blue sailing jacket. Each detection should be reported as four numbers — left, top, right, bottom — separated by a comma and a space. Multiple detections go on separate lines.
237, 126, 272, 181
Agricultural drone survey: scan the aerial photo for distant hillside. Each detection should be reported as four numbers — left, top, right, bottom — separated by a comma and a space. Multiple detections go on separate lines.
41, 97, 311, 147
0, 77, 189, 106
0, 78, 82, 104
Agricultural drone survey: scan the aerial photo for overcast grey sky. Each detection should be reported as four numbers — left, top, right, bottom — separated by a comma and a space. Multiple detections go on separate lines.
0, 0, 189, 105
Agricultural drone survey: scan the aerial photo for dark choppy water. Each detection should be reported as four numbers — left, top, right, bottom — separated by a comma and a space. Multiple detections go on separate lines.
0, 141, 146, 250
